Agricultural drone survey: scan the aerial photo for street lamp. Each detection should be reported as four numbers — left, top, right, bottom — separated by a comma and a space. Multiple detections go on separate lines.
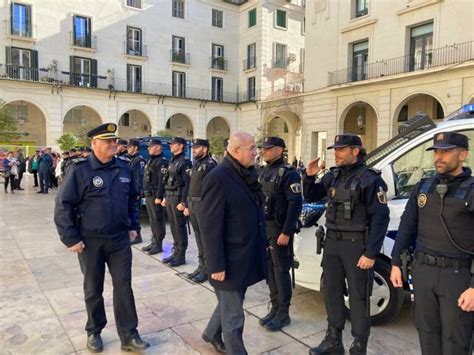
356, 102, 365, 130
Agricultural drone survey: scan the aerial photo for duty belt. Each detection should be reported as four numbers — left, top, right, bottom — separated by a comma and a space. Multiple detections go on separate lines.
326, 230, 365, 241
188, 196, 202, 202
415, 251, 470, 269
165, 191, 180, 197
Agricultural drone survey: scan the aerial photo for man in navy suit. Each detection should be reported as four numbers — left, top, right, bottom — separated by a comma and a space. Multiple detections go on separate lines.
199, 132, 267, 355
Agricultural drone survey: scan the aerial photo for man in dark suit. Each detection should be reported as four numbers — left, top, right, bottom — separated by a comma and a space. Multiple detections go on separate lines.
199, 132, 267, 355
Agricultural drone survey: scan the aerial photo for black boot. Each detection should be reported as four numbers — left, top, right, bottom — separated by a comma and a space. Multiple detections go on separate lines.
192, 270, 208, 283
87, 334, 103, 353
142, 243, 153, 252
202, 333, 225, 353
130, 232, 142, 245
169, 255, 186, 267
121, 334, 150, 352
147, 243, 163, 255
349, 339, 367, 355
308, 327, 344, 355
187, 262, 203, 279
162, 250, 177, 264
264, 306, 291, 331
259, 305, 278, 326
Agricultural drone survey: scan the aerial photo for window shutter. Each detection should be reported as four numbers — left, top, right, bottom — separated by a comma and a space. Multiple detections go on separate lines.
10, 3, 13, 35
87, 18, 92, 47
91, 59, 97, 88
5, 46, 12, 64
69, 55, 75, 84
31, 49, 38, 81
26, 5, 32, 36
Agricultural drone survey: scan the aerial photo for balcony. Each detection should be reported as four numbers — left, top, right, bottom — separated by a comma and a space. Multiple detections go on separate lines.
210, 57, 227, 71
222, 0, 248, 4
70, 31, 97, 50
124, 41, 147, 58
328, 41, 474, 86
243, 57, 256, 71
170, 50, 190, 65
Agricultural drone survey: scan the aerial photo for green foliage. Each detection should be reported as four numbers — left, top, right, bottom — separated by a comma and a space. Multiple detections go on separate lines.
56, 133, 77, 151
155, 129, 174, 138
209, 135, 226, 157
0, 101, 20, 141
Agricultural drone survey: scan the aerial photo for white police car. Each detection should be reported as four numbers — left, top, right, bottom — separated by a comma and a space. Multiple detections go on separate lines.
294, 104, 474, 325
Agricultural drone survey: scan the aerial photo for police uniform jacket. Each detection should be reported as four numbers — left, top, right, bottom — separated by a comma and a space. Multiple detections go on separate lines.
164, 152, 192, 205
143, 154, 168, 200
129, 153, 146, 194
188, 154, 217, 199
303, 160, 390, 259
54, 153, 140, 247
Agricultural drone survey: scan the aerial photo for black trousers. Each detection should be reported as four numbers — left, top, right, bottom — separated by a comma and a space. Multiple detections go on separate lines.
165, 194, 188, 256
38, 170, 49, 192
322, 238, 372, 341
32, 170, 38, 186
205, 287, 248, 355
266, 222, 292, 309
188, 200, 205, 267
78, 235, 138, 342
17, 171, 24, 188
4, 175, 15, 191
145, 196, 165, 245
412, 258, 473, 355
134, 199, 142, 234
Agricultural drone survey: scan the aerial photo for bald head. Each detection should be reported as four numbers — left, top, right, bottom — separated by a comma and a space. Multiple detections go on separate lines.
227, 132, 257, 168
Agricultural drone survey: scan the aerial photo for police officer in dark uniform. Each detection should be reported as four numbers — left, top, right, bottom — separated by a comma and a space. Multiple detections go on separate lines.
304, 134, 390, 355
54, 123, 149, 353
390, 132, 474, 355
142, 138, 169, 255
162, 136, 192, 267
185, 139, 217, 283
127, 139, 146, 244
258, 137, 302, 332
116, 139, 129, 158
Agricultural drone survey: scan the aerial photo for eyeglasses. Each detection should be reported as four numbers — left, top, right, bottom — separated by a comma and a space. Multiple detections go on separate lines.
237, 145, 257, 152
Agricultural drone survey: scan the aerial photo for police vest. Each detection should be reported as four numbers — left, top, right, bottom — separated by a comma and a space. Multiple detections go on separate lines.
143, 155, 167, 194
259, 163, 293, 222
188, 156, 217, 198
325, 166, 369, 233
165, 155, 188, 191
417, 176, 474, 255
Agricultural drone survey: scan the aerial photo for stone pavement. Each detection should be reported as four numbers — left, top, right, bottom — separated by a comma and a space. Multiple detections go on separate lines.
0, 176, 421, 354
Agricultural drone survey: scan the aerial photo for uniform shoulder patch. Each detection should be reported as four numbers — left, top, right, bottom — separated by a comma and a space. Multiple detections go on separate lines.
377, 186, 387, 204
290, 183, 302, 194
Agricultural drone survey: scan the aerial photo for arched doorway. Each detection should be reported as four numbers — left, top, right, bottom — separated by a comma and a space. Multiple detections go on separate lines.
118, 109, 152, 139
166, 113, 194, 140
393, 94, 444, 135
265, 111, 301, 164
342, 102, 378, 152
3, 100, 47, 151
63, 105, 102, 144
206, 117, 230, 139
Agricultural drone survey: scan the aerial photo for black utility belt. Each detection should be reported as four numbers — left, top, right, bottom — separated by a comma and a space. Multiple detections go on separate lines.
415, 251, 470, 269
326, 230, 365, 241
165, 191, 181, 196
188, 196, 202, 202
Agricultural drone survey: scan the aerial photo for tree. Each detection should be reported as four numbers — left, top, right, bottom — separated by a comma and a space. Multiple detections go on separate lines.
209, 135, 226, 158
0, 101, 20, 142
56, 133, 77, 151
155, 129, 174, 138
73, 125, 93, 146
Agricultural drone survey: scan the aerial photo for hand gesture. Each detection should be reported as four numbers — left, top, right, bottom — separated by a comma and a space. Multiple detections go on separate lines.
183, 208, 189, 217
211, 271, 226, 282
306, 158, 325, 177
277, 233, 290, 246
154, 198, 162, 205
68, 241, 85, 253
128, 230, 138, 242
390, 266, 403, 288
161, 198, 167, 207
357, 255, 375, 269
458, 288, 474, 312
176, 202, 185, 211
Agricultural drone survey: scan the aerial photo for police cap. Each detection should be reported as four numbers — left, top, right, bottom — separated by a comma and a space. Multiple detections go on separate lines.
117, 139, 129, 146
149, 138, 162, 146
426, 131, 469, 151
327, 134, 363, 149
192, 139, 209, 148
128, 139, 140, 148
260, 136, 286, 149
170, 136, 186, 145
87, 123, 119, 140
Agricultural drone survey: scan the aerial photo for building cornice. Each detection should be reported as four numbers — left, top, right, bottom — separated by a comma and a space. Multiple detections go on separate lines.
396, 0, 443, 16
340, 19, 377, 34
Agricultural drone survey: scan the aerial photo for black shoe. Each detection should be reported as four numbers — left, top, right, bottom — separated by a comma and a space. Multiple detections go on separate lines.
259, 306, 278, 326
264, 312, 291, 332
142, 243, 153, 252
169, 256, 186, 267
130, 234, 142, 245
121, 334, 150, 352
202, 333, 225, 353
147, 245, 163, 255
17, 187, 24, 190
192, 271, 208, 283
187, 266, 201, 280
162, 252, 177, 264
37, 191, 44, 194
349, 339, 367, 355
87, 334, 103, 353
308, 327, 344, 355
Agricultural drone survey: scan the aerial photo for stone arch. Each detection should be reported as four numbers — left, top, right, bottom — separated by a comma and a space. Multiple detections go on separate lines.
165, 113, 194, 140
206, 116, 231, 139
117, 109, 153, 139
264, 110, 301, 164
339, 101, 379, 152
63, 105, 103, 143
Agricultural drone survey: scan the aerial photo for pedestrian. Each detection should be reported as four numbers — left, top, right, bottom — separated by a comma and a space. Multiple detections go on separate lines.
258, 137, 302, 331
3, 151, 18, 194
29, 150, 40, 187
15, 148, 26, 190
162, 136, 192, 267
54, 123, 150, 353
304, 134, 390, 355
50, 152, 59, 189
390, 132, 474, 355
141, 138, 169, 255
184, 139, 217, 283
38, 148, 53, 194
127, 139, 146, 244
116, 139, 129, 158
199, 132, 267, 355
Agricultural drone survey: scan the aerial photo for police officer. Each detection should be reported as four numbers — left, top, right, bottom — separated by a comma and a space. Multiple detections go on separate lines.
304, 134, 390, 355
54, 123, 150, 353
258, 137, 302, 332
116, 139, 129, 158
127, 139, 146, 244
184, 139, 217, 283
162, 136, 192, 267
142, 138, 169, 255
390, 132, 474, 355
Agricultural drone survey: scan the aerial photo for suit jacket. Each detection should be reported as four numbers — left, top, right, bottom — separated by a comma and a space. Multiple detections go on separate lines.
199, 157, 267, 291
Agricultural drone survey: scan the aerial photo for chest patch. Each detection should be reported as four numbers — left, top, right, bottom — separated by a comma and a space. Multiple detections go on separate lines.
92, 176, 104, 188
418, 193, 427, 208
329, 187, 336, 198
119, 177, 130, 183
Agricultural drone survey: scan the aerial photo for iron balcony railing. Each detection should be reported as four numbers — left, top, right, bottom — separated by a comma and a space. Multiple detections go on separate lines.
243, 57, 256, 70
70, 31, 97, 49
170, 49, 190, 65
328, 41, 474, 86
210, 57, 227, 70
124, 41, 147, 57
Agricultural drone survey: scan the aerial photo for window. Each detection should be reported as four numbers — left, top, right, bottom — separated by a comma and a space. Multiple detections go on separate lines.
12, 104, 28, 123
172, 71, 186, 97
311, 132, 327, 163
127, 26, 142, 56
73, 15, 92, 48
274, 43, 287, 69
5, 47, 38, 81
172, 0, 185, 19
302, 17, 306, 35
211, 44, 225, 70
127, 64, 142, 92
212, 9, 223, 28
126, 0, 141, 8
246, 43, 256, 70
171, 36, 186, 63
355, 0, 368, 18
276, 9, 287, 29
410, 22, 433, 71
121, 113, 130, 126
10, 3, 32, 37
351, 40, 368, 81
70, 56, 97, 88
248, 8, 256, 28
248, 77, 256, 101
212, 77, 224, 101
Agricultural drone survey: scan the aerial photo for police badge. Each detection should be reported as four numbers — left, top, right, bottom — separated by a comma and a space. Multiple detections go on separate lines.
418, 193, 427, 208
